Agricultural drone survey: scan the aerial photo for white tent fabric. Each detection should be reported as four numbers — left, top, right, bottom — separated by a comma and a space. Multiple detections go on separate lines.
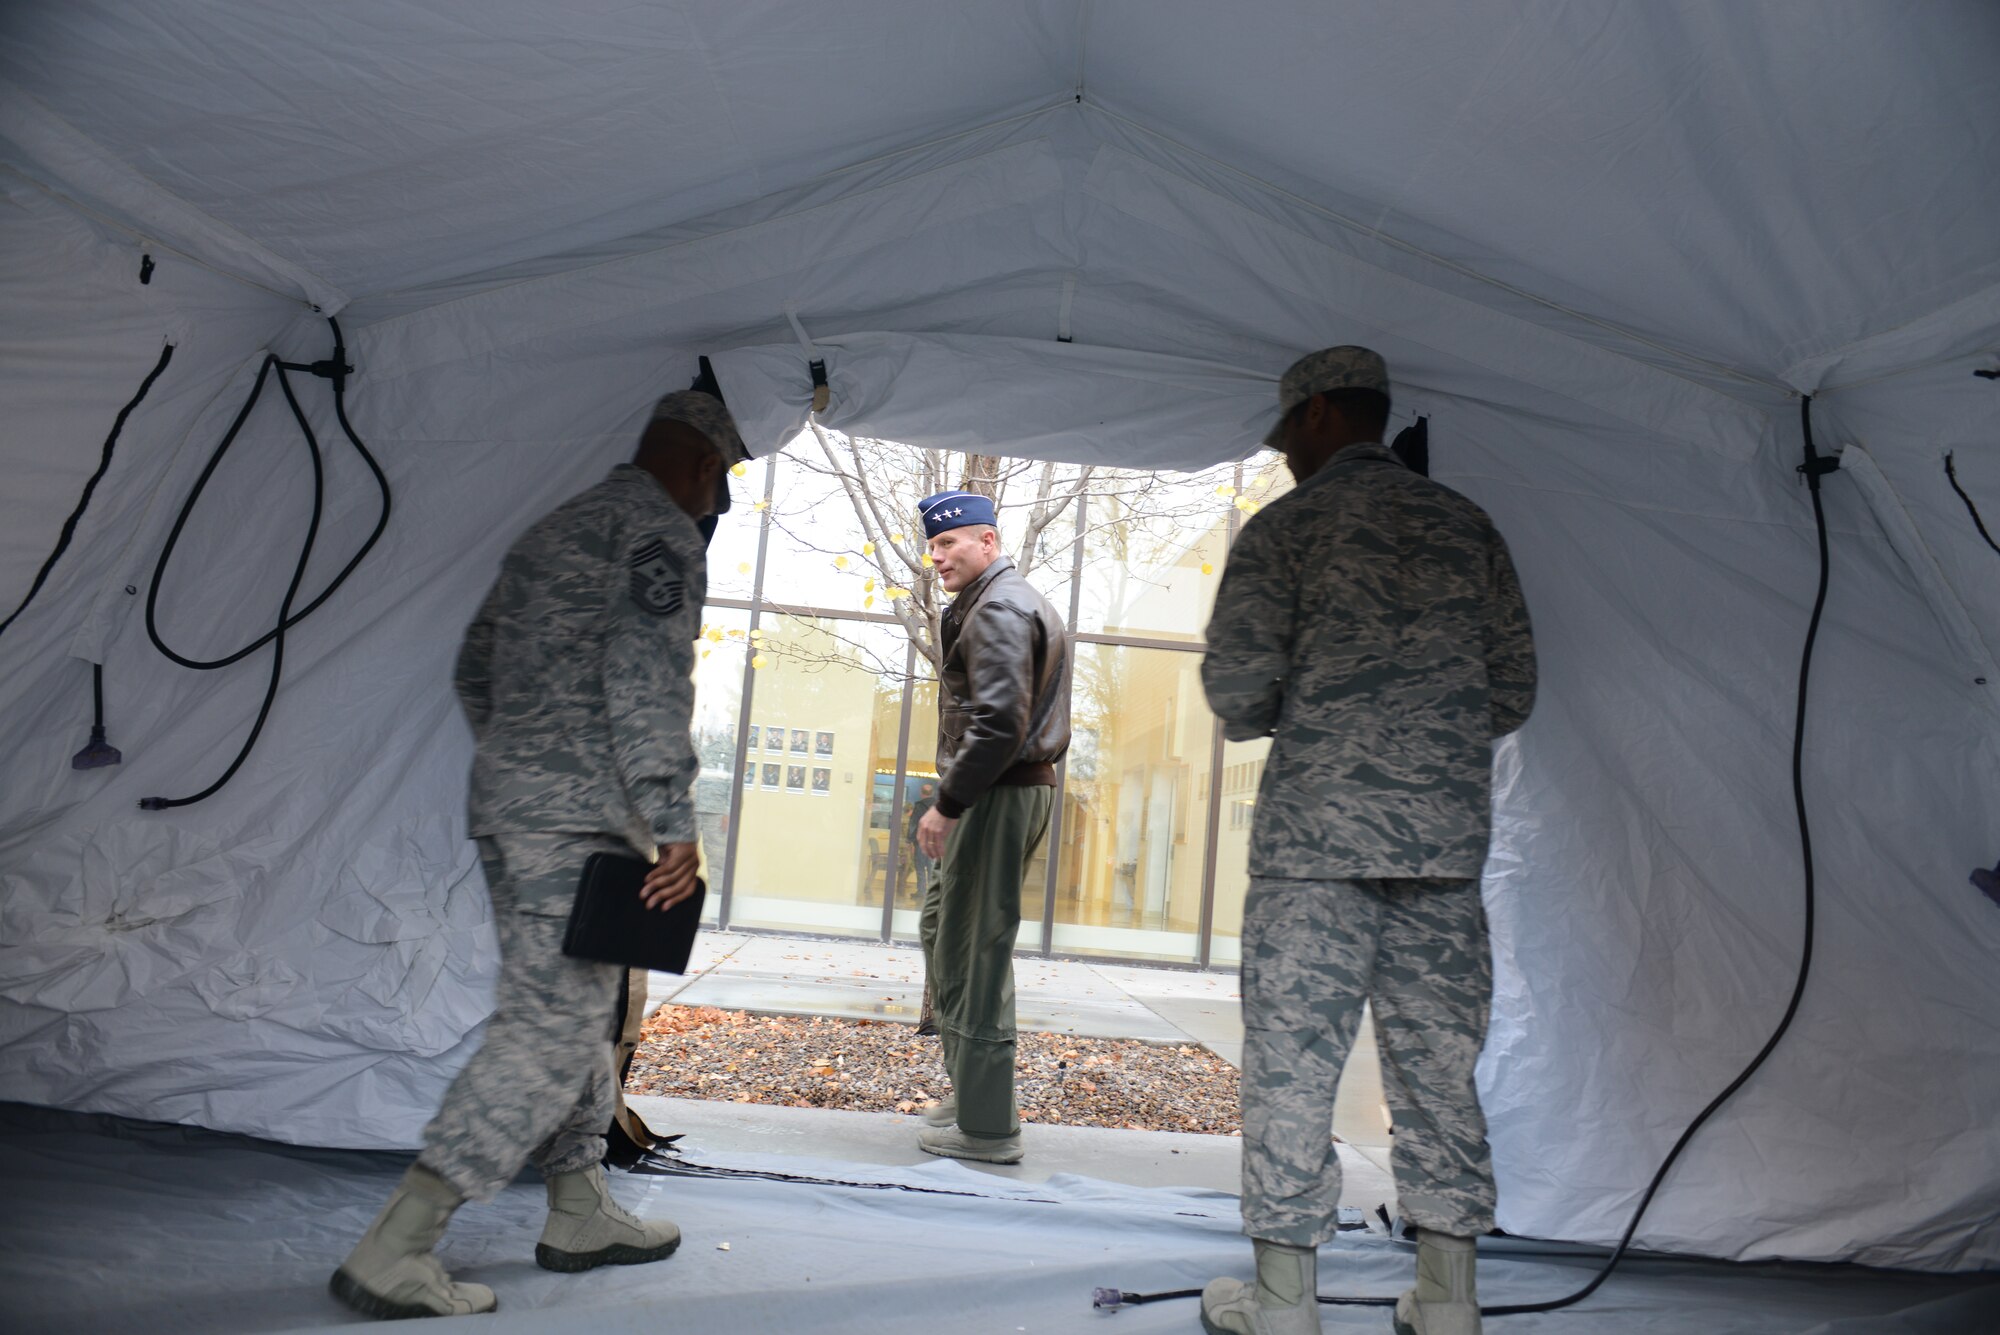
2, 0, 1997, 1273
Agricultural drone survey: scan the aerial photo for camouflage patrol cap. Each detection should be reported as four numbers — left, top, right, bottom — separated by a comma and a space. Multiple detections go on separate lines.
652, 390, 748, 465
652, 389, 749, 515
1262, 346, 1391, 445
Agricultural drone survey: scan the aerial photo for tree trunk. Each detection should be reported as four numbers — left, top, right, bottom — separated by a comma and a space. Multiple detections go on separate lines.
960, 454, 1002, 499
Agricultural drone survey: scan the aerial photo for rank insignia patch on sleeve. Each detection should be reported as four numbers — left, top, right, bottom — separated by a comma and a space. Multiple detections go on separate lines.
630, 540, 685, 615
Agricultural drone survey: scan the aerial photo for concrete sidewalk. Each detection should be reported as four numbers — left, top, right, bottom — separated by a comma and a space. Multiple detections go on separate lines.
646, 930, 1394, 1151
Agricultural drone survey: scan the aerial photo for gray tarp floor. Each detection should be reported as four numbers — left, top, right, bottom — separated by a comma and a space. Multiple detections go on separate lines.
3, 1103, 1997, 1334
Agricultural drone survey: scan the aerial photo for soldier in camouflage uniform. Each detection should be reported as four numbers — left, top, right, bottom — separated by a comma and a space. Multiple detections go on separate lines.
330, 390, 747, 1321
1198, 348, 1536, 1335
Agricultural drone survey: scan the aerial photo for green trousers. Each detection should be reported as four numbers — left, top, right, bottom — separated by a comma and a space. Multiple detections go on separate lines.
919, 783, 1053, 1138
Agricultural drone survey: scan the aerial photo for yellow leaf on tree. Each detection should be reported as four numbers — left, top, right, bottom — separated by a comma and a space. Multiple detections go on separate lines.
887, 587, 909, 599
730, 462, 748, 477
737, 562, 752, 574
921, 553, 934, 567
861, 541, 875, 555
834, 555, 849, 569
1201, 562, 1214, 575
753, 499, 769, 511
863, 577, 876, 592
751, 654, 768, 669
1216, 484, 1237, 497
891, 532, 906, 543
727, 628, 745, 638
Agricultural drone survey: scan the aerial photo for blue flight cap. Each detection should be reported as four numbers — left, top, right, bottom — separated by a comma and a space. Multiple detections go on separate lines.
919, 490, 997, 539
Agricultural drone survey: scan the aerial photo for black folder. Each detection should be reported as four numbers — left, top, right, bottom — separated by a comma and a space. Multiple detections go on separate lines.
560, 852, 706, 974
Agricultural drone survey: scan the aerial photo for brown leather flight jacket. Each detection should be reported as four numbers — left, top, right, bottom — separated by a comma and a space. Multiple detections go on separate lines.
933, 556, 1071, 819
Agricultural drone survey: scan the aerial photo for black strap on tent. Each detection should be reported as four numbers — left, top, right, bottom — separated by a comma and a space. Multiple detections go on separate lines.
139, 318, 389, 810
1097, 399, 1838, 1320
0, 343, 176, 641
1943, 452, 2000, 557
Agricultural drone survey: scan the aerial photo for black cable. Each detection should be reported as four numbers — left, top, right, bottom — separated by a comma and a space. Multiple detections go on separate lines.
0, 343, 176, 640
1943, 452, 2000, 557
1101, 396, 1835, 1317
139, 318, 389, 810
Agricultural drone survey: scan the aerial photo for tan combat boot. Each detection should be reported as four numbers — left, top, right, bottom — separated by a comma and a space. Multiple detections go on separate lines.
1199, 1239, 1323, 1335
329, 1164, 497, 1319
920, 1093, 957, 1127
1393, 1230, 1481, 1335
536, 1163, 682, 1272
916, 1123, 1024, 1164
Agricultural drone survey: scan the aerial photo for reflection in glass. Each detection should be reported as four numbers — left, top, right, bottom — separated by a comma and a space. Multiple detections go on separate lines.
882, 676, 940, 937
1051, 643, 1214, 962
1206, 736, 1270, 966
728, 617, 909, 938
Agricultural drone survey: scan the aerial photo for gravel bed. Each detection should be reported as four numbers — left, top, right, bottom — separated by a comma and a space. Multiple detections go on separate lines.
626, 1004, 1243, 1136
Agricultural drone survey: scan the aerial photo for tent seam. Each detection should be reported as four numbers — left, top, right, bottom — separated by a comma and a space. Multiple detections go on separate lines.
0, 167, 306, 310
1, 83, 345, 312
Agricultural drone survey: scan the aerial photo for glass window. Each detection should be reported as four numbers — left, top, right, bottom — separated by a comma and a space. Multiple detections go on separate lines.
1205, 736, 1269, 966
994, 459, 1078, 619
887, 630, 1052, 950
689, 605, 752, 925
726, 616, 910, 938
706, 456, 772, 602
1050, 643, 1214, 962
1203, 451, 1292, 964
1075, 464, 1237, 643
881, 671, 940, 939
760, 433, 934, 616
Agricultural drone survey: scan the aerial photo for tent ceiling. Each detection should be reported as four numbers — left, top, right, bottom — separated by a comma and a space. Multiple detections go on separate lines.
0, 1, 1072, 296
5, 1, 1997, 381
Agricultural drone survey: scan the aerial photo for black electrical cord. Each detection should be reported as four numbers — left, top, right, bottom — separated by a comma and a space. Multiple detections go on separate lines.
1098, 397, 1836, 1317
1943, 452, 2000, 557
0, 343, 176, 640
139, 318, 389, 810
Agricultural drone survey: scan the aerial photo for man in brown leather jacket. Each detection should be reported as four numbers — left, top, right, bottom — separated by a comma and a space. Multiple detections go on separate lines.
911, 489, 1070, 1164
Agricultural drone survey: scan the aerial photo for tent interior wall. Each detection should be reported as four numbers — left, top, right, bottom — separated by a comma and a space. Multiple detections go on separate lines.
2, 0, 1996, 1277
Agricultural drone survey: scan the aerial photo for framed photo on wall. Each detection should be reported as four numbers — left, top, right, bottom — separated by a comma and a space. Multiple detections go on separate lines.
761, 762, 782, 790
814, 730, 834, 758
743, 762, 755, 787
810, 767, 831, 796
747, 723, 763, 752
790, 728, 810, 755
786, 765, 806, 792
765, 725, 785, 753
